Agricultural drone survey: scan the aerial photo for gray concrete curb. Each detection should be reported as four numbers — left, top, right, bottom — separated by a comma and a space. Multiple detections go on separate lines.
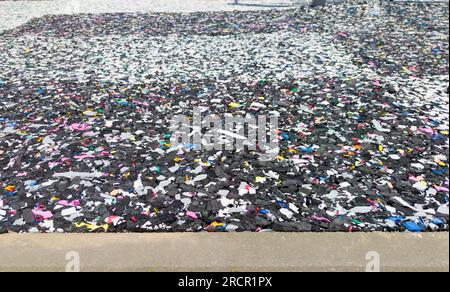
0, 232, 448, 272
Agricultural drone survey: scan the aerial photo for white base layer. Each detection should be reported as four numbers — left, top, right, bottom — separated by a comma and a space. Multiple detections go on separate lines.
0, 0, 308, 32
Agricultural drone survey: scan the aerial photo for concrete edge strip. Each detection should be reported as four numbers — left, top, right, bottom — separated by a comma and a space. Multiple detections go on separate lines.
0, 232, 448, 272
